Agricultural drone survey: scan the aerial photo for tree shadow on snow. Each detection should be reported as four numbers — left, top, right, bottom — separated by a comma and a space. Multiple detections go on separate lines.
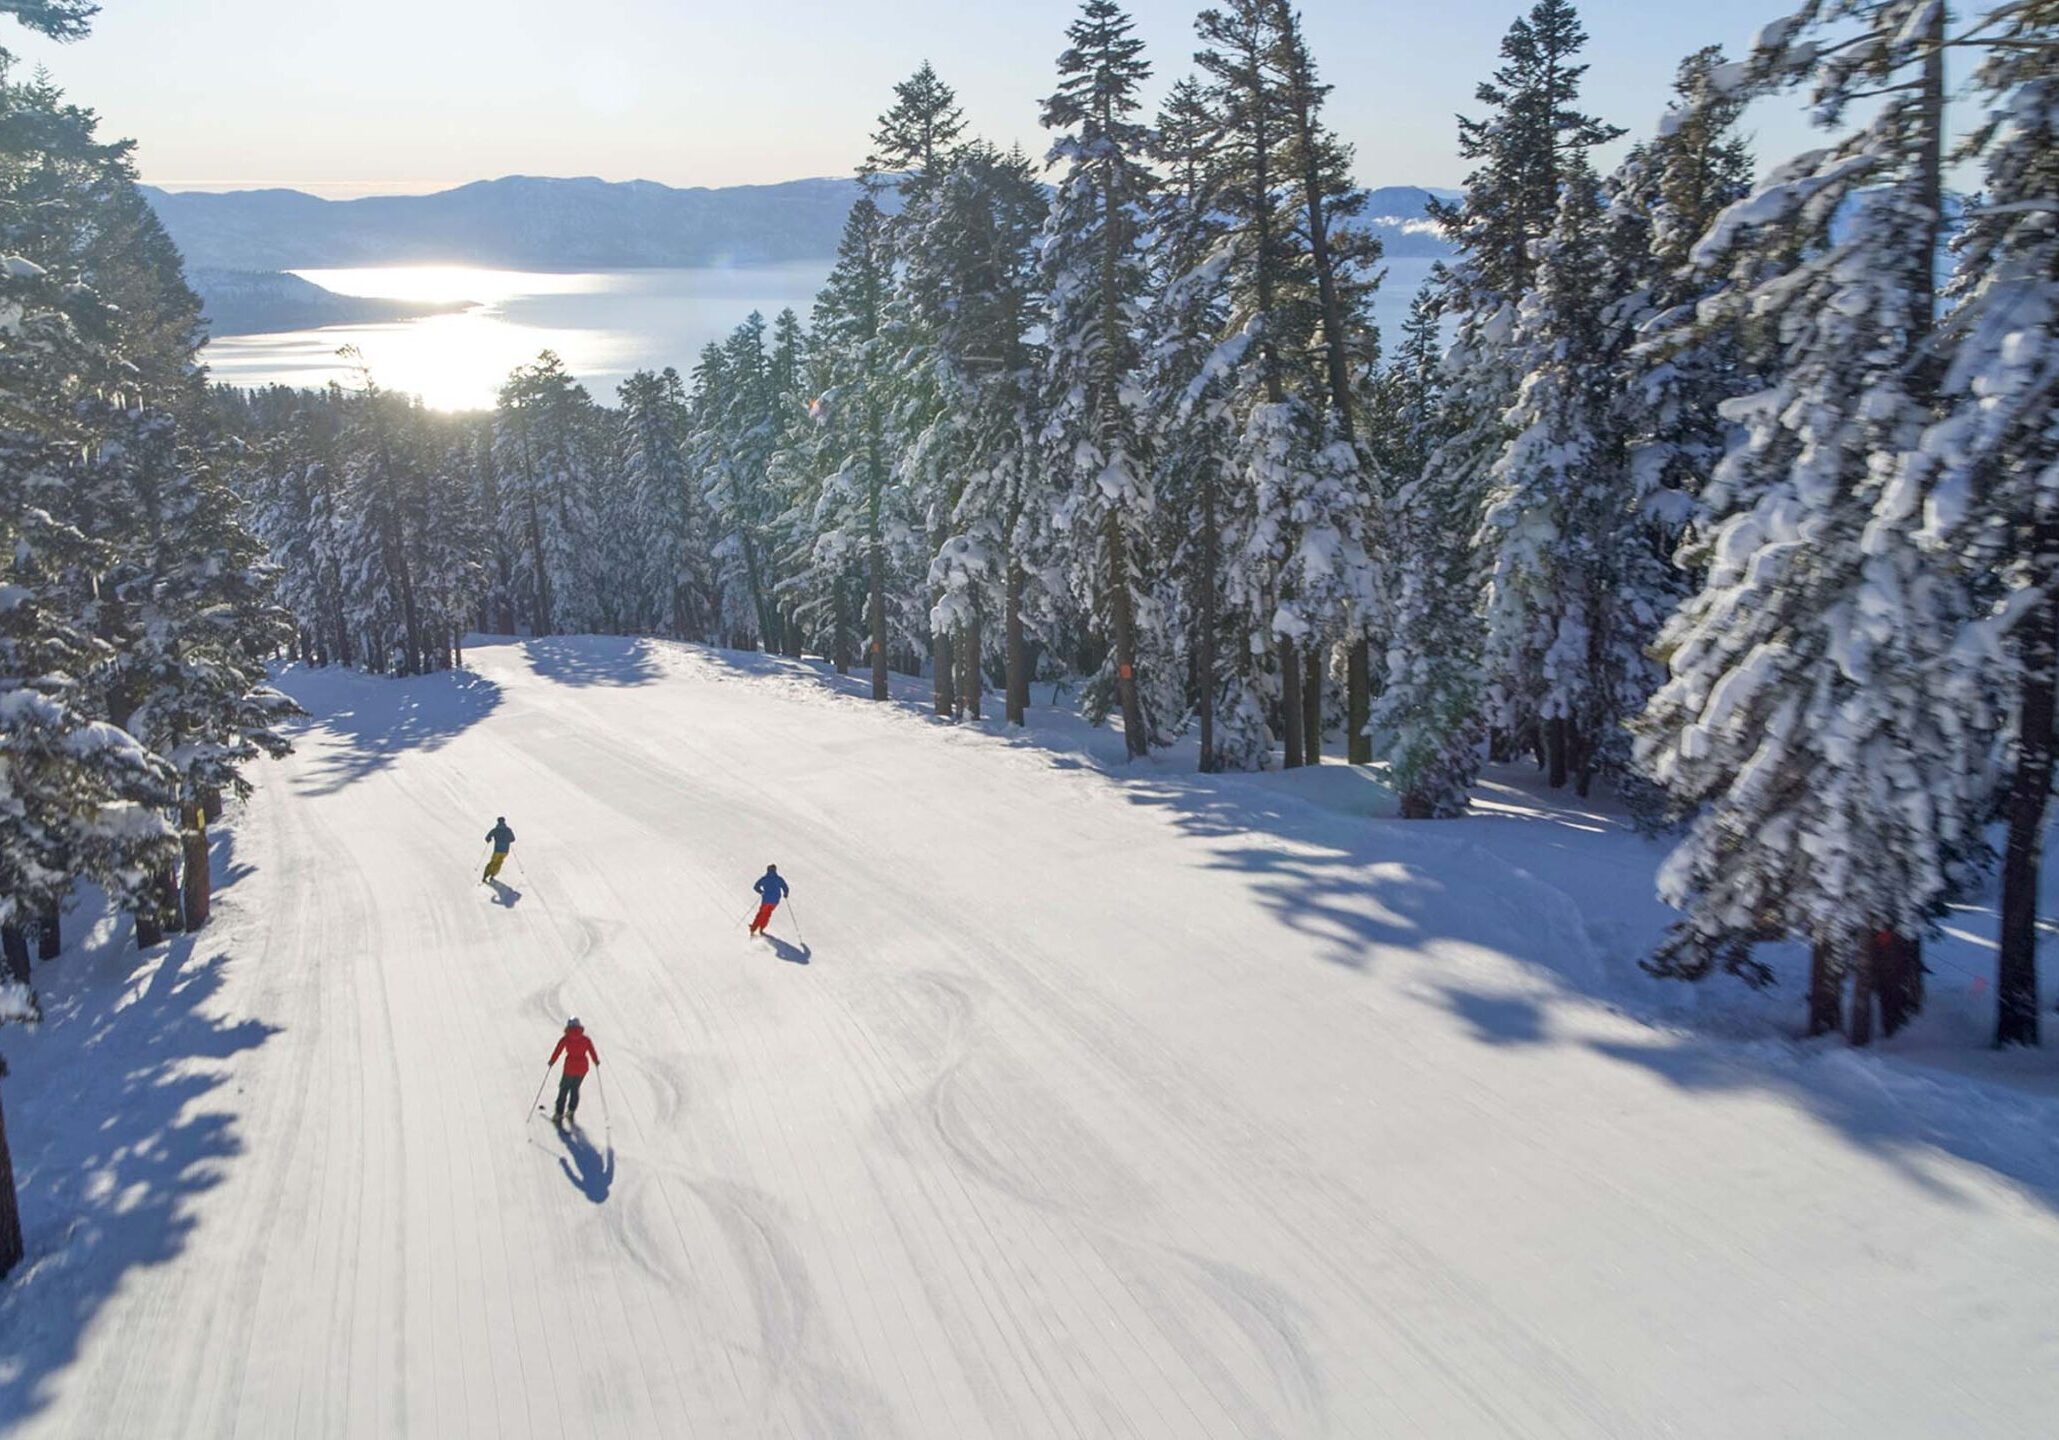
272, 663, 503, 797
1585, 1027, 2059, 1217
0, 930, 276, 1427
555, 1123, 615, 1204
523, 637, 663, 689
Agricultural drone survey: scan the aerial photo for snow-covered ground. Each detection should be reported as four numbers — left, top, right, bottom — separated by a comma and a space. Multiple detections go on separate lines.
3, 634, 2057, 1438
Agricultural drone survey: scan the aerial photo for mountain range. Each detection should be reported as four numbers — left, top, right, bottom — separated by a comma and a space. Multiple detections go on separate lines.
144, 176, 1457, 336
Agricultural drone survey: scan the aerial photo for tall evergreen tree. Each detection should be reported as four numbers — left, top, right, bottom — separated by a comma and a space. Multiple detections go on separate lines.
1635, 1, 1976, 1043
1145, 76, 1245, 770
1903, 0, 2058, 1045
1040, 0, 1170, 751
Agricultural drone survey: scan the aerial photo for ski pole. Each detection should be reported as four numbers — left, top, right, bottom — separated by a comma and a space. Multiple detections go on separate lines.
527, 1062, 554, 1123
596, 1067, 613, 1134
787, 899, 807, 948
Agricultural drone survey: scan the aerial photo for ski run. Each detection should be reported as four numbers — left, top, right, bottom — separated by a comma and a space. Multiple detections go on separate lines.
3, 635, 2056, 1439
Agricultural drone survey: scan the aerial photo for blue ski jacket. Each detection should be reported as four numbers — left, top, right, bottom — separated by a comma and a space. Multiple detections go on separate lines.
754, 872, 789, 905
487, 822, 515, 853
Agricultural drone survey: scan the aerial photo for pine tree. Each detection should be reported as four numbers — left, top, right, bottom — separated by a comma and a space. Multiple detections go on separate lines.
1388, 0, 1619, 804
494, 351, 605, 637
1480, 162, 1610, 791
1144, 76, 1246, 770
897, 142, 1049, 722
1902, 0, 2058, 1045
1432, 0, 1624, 305
618, 367, 709, 640
1039, 0, 1169, 751
1193, 0, 1373, 770
1368, 291, 1485, 815
806, 194, 915, 700
866, 62, 971, 713
1634, 1, 1978, 1042
1265, 0, 1385, 760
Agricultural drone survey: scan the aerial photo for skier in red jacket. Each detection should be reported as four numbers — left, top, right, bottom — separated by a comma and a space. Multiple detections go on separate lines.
547, 1018, 599, 1126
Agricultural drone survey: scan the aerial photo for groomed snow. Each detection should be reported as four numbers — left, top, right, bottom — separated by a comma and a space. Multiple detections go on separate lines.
3, 634, 2056, 1438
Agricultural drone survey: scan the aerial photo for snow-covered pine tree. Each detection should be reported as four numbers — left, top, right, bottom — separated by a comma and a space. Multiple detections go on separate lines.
494, 351, 605, 638
691, 314, 788, 650
1192, 0, 1372, 771
89, 398, 298, 931
806, 193, 919, 700
1902, 0, 2058, 1045
0, 0, 147, 1277
1385, 0, 1619, 804
1264, 0, 1385, 764
1599, 47, 1758, 816
1144, 76, 1247, 770
618, 367, 710, 641
1367, 290, 1486, 816
1039, 0, 1174, 751
1479, 160, 1624, 795
0, 258, 179, 971
866, 63, 970, 713
24, 88, 301, 937
898, 142, 1050, 722
1634, 0, 1983, 1042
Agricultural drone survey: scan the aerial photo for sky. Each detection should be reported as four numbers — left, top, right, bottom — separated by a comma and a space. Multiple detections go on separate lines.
5, 0, 1814, 198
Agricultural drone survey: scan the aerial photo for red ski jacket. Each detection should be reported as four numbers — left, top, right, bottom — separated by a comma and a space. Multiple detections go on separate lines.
550, 1030, 599, 1076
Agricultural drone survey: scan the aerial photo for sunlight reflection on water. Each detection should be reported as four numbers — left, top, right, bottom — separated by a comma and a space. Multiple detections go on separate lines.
201, 262, 832, 410
200, 256, 1442, 412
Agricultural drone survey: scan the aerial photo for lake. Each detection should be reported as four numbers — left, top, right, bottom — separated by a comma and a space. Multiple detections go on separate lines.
201, 256, 1444, 412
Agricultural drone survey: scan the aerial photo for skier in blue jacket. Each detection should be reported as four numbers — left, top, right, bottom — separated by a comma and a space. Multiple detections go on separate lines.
749, 865, 789, 936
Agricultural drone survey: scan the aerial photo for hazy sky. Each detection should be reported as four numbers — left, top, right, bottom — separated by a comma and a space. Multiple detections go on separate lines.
7, 1, 1810, 197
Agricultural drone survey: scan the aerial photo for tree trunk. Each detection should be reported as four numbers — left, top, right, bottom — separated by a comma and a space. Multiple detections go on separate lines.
133, 903, 164, 951
1106, 515, 1148, 758
0, 927, 26, 987
1347, 639, 1372, 765
201, 787, 223, 825
960, 611, 982, 722
1303, 652, 1323, 765
525, 494, 551, 636
1196, 473, 1220, 774
1807, 939, 1843, 1037
0, 1080, 23, 1279
154, 865, 183, 936
1280, 637, 1305, 770
933, 625, 953, 718
1997, 567, 2056, 1046
1545, 717, 1569, 789
1006, 560, 1028, 726
1848, 946, 1876, 1048
869, 539, 889, 703
35, 903, 58, 963
1874, 931, 1924, 1039
181, 806, 210, 933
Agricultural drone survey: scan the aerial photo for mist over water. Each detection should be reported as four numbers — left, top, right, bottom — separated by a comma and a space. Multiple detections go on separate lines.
200, 256, 1443, 411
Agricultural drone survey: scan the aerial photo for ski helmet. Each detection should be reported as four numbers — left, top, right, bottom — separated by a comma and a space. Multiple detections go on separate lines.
566, 1016, 582, 1030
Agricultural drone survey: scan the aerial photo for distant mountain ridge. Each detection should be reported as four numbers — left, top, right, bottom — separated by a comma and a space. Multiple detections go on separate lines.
146, 175, 881, 272
147, 175, 1459, 273
190, 268, 472, 336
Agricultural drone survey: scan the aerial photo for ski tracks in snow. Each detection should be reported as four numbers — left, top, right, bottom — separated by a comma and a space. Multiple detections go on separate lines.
16, 638, 2059, 1438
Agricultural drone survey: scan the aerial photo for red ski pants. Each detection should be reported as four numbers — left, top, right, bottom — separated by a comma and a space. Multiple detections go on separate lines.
750, 903, 777, 933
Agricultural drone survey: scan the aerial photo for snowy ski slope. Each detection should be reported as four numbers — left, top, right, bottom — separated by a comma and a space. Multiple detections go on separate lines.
4, 635, 2057, 1438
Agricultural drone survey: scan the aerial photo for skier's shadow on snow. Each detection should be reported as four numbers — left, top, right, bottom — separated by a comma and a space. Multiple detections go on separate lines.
765, 934, 811, 965
555, 1123, 615, 1203
487, 879, 523, 908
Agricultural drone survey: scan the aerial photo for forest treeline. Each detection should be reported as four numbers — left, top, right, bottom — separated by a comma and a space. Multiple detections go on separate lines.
228, 1, 2056, 1048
